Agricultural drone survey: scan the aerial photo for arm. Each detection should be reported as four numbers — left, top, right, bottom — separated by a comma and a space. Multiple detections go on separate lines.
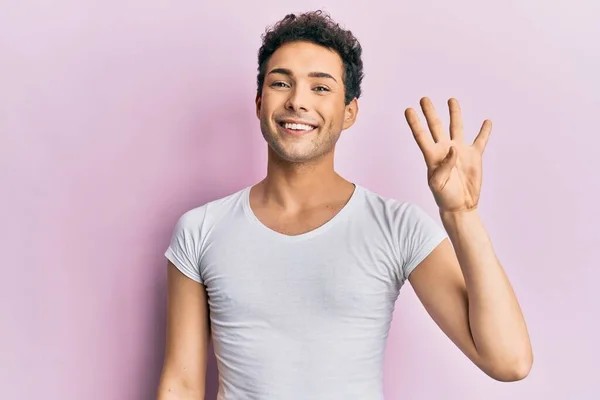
157, 261, 210, 400
408, 211, 533, 381
403, 97, 532, 381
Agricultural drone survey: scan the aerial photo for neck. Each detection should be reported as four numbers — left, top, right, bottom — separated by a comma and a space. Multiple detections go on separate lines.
255, 147, 352, 210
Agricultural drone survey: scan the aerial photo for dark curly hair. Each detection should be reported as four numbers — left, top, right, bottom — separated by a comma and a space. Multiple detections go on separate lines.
256, 10, 364, 105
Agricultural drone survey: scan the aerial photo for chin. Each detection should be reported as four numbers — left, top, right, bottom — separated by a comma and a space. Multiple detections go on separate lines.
271, 147, 311, 163
269, 142, 333, 164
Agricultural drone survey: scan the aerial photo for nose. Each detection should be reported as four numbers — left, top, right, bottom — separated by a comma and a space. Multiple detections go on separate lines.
285, 85, 310, 112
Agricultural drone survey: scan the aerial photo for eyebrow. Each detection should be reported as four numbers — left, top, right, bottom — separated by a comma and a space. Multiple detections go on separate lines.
267, 68, 338, 83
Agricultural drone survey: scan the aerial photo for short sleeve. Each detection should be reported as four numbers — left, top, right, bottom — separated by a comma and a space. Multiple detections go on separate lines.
397, 203, 448, 281
164, 207, 206, 284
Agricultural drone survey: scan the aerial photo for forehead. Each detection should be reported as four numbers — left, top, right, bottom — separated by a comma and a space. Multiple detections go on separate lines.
266, 41, 344, 79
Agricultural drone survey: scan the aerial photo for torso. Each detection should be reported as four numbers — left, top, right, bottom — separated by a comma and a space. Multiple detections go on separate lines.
164, 183, 448, 399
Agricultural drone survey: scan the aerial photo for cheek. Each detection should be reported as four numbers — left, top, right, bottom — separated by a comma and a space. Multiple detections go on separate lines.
328, 107, 347, 127
259, 94, 280, 118
320, 118, 341, 138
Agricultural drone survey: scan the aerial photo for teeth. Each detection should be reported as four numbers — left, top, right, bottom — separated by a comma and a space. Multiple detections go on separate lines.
283, 122, 315, 131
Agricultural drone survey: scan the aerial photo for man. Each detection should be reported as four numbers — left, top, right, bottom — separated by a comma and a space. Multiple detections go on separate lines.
156, 10, 533, 400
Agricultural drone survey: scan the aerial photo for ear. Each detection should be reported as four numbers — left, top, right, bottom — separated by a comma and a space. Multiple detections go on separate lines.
255, 93, 262, 119
342, 98, 359, 130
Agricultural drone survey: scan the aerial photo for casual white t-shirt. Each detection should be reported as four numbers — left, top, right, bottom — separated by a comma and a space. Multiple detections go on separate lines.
165, 183, 448, 400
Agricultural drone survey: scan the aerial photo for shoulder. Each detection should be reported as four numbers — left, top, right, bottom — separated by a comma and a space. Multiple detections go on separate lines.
164, 186, 251, 281
358, 184, 446, 249
172, 185, 249, 230
358, 185, 432, 225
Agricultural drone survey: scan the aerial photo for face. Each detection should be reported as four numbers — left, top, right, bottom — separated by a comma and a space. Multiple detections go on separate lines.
255, 41, 358, 164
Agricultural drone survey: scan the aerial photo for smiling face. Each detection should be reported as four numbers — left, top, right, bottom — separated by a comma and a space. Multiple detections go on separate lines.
256, 41, 358, 164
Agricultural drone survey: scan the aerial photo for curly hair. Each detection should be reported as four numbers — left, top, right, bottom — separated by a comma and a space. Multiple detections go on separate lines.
256, 10, 364, 105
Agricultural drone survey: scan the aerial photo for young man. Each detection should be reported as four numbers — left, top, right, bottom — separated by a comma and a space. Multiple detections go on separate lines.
156, 10, 533, 400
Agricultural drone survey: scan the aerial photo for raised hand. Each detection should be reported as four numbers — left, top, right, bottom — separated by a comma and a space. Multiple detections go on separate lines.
404, 97, 492, 213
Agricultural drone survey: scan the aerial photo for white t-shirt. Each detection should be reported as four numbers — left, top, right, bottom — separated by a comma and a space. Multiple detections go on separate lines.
165, 183, 448, 400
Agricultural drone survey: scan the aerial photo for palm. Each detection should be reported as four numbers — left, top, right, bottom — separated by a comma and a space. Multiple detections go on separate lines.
404, 97, 492, 213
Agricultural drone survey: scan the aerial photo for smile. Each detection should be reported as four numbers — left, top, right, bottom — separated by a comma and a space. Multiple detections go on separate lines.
278, 121, 318, 135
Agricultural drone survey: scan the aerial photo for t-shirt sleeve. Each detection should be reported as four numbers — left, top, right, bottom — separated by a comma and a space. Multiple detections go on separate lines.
164, 207, 206, 284
397, 202, 448, 282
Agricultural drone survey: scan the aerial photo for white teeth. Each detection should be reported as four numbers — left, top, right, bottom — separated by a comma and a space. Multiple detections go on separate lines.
283, 122, 315, 131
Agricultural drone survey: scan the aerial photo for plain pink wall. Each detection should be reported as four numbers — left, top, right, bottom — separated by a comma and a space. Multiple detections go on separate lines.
1, 0, 598, 399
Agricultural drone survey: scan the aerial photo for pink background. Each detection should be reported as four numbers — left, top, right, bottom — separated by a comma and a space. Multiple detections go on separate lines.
1, 0, 598, 399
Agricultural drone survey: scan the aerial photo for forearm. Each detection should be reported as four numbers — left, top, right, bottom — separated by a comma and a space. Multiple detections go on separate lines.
440, 209, 532, 380
157, 392, 202, 400
156, 376, 205, 400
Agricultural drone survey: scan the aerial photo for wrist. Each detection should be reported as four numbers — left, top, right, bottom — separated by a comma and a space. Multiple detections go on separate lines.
439, 207, 480, 225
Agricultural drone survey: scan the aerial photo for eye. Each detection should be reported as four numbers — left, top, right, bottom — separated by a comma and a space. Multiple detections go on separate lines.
313, 86, 330, 92
271, 81, 290, 88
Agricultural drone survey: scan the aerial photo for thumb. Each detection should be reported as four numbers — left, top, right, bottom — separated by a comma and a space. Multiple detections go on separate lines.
429, 146, 458, 188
